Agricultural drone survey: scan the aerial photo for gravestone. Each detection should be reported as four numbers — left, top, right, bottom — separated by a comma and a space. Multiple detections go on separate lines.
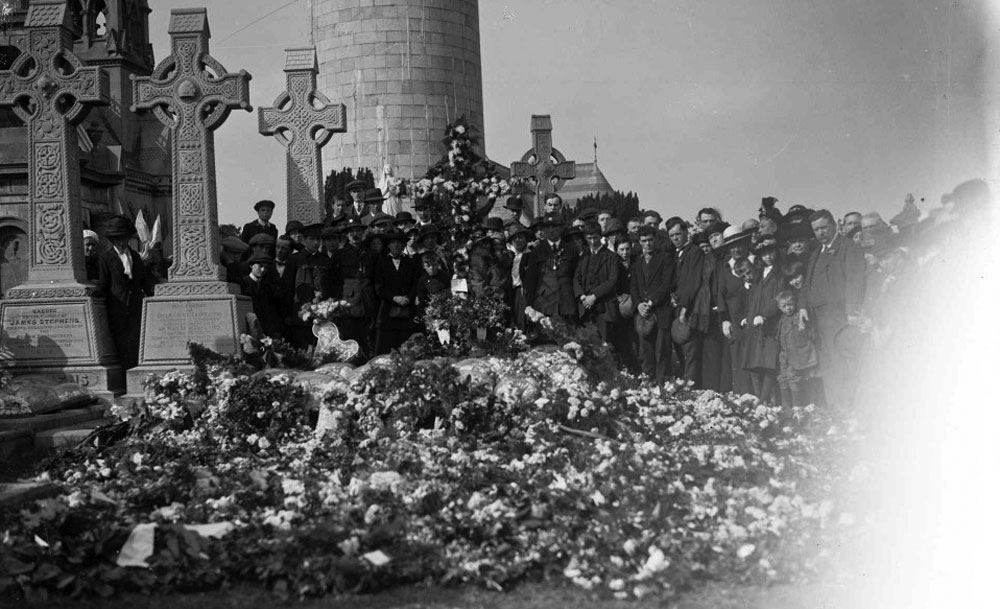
0, 0, 122, 393
258, 47, 346, 225
510, 115, 576, 216
125, 8, 253, 393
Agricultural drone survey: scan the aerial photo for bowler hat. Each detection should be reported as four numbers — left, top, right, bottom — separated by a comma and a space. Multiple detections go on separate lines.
506, 225, 532, 242
220, 236, 250, 253
254, 200, 275, 212
504, 196, 524, 212
364, 188, 386, 203
248, 233, 275, 246
285, 220, 304, 234
105, 215, 136, 238
301, 223, 324, 238
321, 226, 340, 239
482, 217, 504, 232
345, 180, 366, 193
394, 211, 415, 225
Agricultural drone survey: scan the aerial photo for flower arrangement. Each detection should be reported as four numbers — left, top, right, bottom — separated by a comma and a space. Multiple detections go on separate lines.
524, 306, 620, 382
419, 291, 525, 357
299, 298, 351, 324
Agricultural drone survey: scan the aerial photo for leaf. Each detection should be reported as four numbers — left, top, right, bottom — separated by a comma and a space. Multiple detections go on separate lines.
0, 555, 34, 575
33, 534, 49, 548
56, 574, 76, 590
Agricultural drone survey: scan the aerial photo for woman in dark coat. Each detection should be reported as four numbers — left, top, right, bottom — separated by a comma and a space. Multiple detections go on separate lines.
95, 215, 154, 370
742, 238, 783, 402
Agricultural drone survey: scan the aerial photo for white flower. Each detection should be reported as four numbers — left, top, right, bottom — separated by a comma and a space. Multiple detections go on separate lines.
364, 503, 382, 525
737, 543, 756, 559
623, 539, 638, 555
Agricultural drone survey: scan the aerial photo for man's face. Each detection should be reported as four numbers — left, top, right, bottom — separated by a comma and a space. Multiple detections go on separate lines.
627, 220, 641, 235
698, 212, 717, 229
729, 243, 747, 260
510, 234, 528, 252
275, 240, 291, 261
332, 199, 347, 215
543, 224, 562, 242
349, 189, 365, 204
811, 217, 836, 245
843, 213, 862, 235
416, 207, 432, 220
778, 298, 797, 317
639, 235, 656, 255
289, 231, 303, 245
585, 232, 603, 251
543, 196, 562, 214
323, 237, 338, 252
303, 235, 320, 253
708, 232, 725, 250
250, 263, 267, 279
257, 206, 273, 222
699, 242, 712, 255
760, 249, 777, 267
346, 228, 364, 245
598, 213, 612, 229
667, 224, 688, 249
643, 215, 660, 228
616, 242, 631, 261
83, 239, 96, 257
387, 239, 405, 257
251, 245, 271, 260
422, 260, 439, 276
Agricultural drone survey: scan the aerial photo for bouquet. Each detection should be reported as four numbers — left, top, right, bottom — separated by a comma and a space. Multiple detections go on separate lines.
299, 298, 351, 323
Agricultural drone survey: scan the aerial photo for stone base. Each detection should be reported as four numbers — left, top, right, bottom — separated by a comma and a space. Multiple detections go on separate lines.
127, 286, 252, 394
0, 290, 124, 395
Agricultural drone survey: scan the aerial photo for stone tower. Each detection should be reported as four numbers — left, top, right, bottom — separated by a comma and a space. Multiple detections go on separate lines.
310, 0, 485, 181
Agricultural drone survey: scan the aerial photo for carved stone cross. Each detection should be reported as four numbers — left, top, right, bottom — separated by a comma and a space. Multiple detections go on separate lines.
510, 115, 576, 216
130, 8, 251, 286
0, 0, 109, 288
259, 47, 346, 225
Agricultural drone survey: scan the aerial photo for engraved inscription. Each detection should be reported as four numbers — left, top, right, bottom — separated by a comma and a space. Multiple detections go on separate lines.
0, 303, 94, 361
142, 300, 236, 361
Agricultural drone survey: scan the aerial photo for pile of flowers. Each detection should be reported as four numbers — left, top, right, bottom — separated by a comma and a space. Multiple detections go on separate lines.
0, 339, 863, 602
299, 298, 352, 324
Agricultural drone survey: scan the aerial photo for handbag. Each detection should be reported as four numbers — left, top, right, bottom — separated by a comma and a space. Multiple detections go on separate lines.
745, 327, 779, 371
634, 312, 657, 338
618, 293, 635, 318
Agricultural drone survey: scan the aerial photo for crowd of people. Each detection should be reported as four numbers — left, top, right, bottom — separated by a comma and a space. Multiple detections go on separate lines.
86, 177, 992, 410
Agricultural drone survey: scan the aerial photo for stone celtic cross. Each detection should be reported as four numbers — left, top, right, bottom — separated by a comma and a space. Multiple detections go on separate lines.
259, 47, 346, 225
130, 8, 251, 287
0, 0, 109, 290
510, 115, 576, 216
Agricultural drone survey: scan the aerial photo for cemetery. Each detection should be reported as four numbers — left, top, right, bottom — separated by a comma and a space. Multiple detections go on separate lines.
0, 0, 992, 607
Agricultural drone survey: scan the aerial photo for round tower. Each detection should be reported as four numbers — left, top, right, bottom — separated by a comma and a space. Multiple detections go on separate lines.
310, 0, 485, 181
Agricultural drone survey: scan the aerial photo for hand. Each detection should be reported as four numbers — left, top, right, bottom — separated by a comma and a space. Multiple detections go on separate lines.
670, 294, 679, 307
798, 309, 809, 331
722, 320, 732, 339
393, 296, 409, 306
583, 295, 597, 309
741, 318, 748, 328
678, 308, 687, 325
637, 302, 651, 317
753, 315, 764, 327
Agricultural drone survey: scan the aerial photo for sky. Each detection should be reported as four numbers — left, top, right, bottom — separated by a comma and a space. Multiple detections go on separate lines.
147, 0, 996, 226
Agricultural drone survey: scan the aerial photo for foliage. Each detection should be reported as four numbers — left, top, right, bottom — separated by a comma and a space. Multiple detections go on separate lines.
323, 167, 376, 208
0, 344, 861, 603
524, 306, 620, 383
298, 298, 352, 324
418, 292, 521, 356
218, 224, 240, 239
575, 191, 641, 223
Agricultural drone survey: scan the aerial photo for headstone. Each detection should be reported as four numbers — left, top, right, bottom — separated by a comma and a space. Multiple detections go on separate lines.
258, 47, 346, 225
510, 115, 576, 216
0, 1, 121, 393
125, 8, 253, 393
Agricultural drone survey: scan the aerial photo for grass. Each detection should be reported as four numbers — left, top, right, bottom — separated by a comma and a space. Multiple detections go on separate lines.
20, 581, 846, 609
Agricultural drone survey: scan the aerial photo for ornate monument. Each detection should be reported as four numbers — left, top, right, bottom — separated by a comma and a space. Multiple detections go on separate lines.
511, 115, 576, 216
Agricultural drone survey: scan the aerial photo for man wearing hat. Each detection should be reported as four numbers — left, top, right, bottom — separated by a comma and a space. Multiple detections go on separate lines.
329, 217, 376, 349
241, 253, 283, 338
699, 221, 732, 392
83, 229, 100, 281
367, 212, 394, 234
394, 211, 417, 233
288, 223, 335, 349
504, 195, 532, 228
95, 215, 154, 370
248, 232, 276, 260
482, 216, 505, 242
413, 197, 436, 227
220, 236, 250, 285
240, 200, 279, 245
667, 217, 712, 387
523, 212, 579, 323
573, 221, 622, 344
282, 221, 305, 253
373, 231, 419, 355
345, 180, 368, 219
363, 188, 387, 218
630, 225, 676, 383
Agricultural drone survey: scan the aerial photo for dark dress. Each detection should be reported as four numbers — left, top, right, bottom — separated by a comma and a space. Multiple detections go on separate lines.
373, 254, 419, 355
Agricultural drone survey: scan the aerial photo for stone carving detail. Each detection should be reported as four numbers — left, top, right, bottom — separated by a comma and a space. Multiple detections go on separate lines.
259, 47, 346, 225
153, 282, 239, 297
131, 8, 252, 284
0, 1, 109, 284
510, 115, 576, 216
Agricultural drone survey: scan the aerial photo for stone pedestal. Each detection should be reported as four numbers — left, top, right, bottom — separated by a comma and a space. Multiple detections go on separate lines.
0, 284, 123, 394
126, 282, 252, 393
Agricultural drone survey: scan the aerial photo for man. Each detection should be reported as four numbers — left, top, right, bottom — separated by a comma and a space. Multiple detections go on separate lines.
630, 226, 675, 383
483, 217, 505, 243
364, 188, 387, 218
367, 212, 394, 234
842, 212, 862, 237
324, 195, 349, 226
596, 211, 614, 234
220, 236, 250, 285
248, 233, 275, 260
373, 232, 419, 354
288, 223, 334, 349
667, 217, 711, 386
345, 179, 368, 219
573, 221, 621, 344
642, 210, 663, 229
504, 195, 532, 228
394, 211, 417, 234
240, 200, 278, 244
241, 253, 282, 338
523, 212, 579, 323
800, 209, 866, 408
543, 193, 573, 226
696, 208, 722, 231
83, 229, 100, 281
701, 221, 729, 390
333, 217, 376, 349
272, 236, 296, 339
414, 197, 436, 227
95, 215, 154, 369
282, 221, 305, 252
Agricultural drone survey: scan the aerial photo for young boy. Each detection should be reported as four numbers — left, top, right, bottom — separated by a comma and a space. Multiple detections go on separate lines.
775, 290, 819, 407
415, 251, 451, 316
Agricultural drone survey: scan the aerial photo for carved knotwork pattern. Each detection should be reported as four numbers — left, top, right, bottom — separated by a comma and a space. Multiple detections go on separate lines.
179, 149, 201, 174
179, 183, 205, 215
172, 225, 211, 277
34, 143, 62, 200
36, 203, 68, 265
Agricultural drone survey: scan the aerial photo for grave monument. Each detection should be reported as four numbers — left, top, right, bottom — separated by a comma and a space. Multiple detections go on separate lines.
0, 0, 122, 393
511, 115, 576, 216
125, 7, 252, 392
258, 46, 346, 226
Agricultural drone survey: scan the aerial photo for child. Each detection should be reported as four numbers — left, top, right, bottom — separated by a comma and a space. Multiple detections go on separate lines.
775, 290, 819, 407
415, 251, 451, 316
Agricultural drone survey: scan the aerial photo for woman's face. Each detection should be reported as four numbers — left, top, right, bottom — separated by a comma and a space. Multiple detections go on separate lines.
788, 274, 804, 289
761, 250, 777, 266
616, 242, 631, 262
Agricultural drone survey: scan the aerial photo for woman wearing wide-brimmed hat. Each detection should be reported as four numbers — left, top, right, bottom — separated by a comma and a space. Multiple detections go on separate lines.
95, 215, 154, 369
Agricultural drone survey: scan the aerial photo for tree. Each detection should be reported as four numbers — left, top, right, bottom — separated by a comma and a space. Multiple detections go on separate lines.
322, 167, 375, 211
575, 191, 641, 222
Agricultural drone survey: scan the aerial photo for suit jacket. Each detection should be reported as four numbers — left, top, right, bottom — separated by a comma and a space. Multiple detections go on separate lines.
630, 251, 675, 329
573, 247, 621, 321
374, 254, 419, 329
240, 274, 282, 337
674, 242, 713, 332
239, 221, 278, 245
746, 265, 783, 337
522, 239, 579, 316
95, 247, 154, 318
803, 234, 866, 317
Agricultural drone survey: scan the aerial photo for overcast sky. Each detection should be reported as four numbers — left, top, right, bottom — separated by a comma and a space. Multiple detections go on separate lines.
148, 0, 995, 226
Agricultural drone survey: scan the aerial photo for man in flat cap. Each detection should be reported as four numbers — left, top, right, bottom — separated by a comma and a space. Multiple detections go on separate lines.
345, 180, 369, 219
240, 200, 279, 244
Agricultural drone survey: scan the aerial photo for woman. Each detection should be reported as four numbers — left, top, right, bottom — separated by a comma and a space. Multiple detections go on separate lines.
614, 240, 638, 371
742, 238, 783, 402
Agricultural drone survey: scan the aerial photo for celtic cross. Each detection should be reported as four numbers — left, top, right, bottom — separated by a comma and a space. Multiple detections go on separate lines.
259, 47, 346, 225
0, 0, 109, 287
130, 8, 251, 285
510, 115, 576, 216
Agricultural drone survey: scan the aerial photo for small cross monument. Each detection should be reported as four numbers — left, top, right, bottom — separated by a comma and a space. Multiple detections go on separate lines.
125, 8, 253, 392
259, 47, 346, 225
510, 115, 576, 216
0, 0, 122, 393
